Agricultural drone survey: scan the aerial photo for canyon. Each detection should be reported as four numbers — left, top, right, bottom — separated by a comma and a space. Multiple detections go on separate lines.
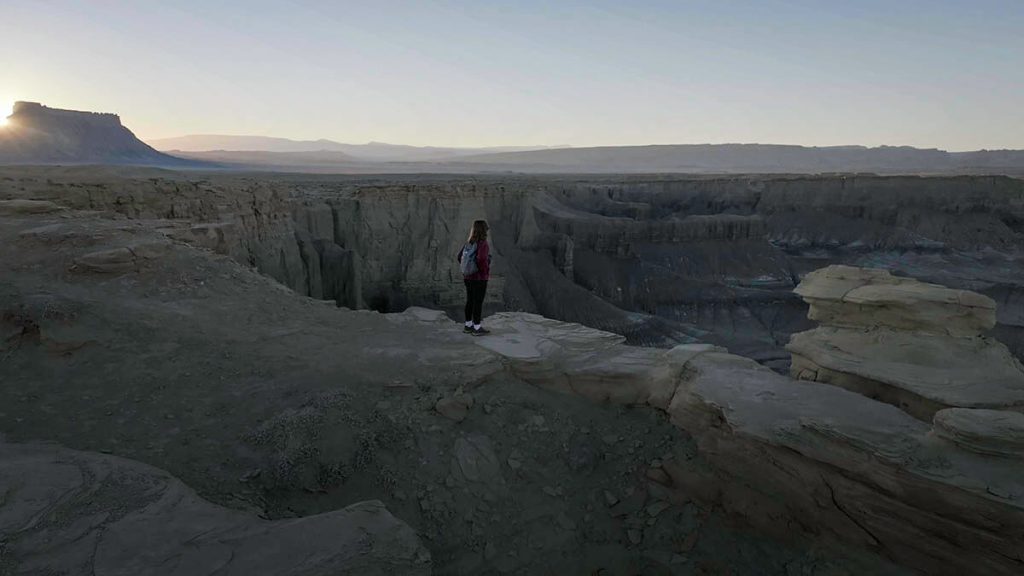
2, 166, 1023, 574
6, 168, 1021, 368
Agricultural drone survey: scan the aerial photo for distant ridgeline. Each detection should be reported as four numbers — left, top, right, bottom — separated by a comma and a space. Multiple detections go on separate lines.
0, 101, 197, 166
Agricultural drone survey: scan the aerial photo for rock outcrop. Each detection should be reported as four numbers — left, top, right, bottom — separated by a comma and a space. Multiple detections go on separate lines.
788, 265, 1024, 420
0, 440, 431, 575
431, 281, 1024, 575
792, 264, 997, 336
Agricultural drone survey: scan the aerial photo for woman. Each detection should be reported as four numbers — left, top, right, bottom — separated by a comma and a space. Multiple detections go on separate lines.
457, 219, 491, 335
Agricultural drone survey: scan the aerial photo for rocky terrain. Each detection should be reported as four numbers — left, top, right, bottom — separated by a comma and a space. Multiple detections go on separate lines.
2, 167, 1023, 575
0, 184, 912, 575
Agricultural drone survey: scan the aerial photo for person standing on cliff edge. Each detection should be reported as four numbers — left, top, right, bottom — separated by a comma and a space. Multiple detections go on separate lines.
458, 220, 491, 335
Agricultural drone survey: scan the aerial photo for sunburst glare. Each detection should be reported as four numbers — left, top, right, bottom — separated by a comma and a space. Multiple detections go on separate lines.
0, 101, 12, 126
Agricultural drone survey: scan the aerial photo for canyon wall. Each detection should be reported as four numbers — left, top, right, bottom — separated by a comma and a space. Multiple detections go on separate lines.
3, 169, 1022, 364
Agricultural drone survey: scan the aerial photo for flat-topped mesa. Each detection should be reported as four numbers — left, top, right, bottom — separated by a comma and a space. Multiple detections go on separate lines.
794, 264, 996, 337
1, 102, 190, 166
11, 101, 123, 126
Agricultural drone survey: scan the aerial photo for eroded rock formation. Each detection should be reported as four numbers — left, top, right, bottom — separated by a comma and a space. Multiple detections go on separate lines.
788, 265, 1024, 420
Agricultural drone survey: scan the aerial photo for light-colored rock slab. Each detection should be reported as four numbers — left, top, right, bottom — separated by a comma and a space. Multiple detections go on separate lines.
788, 326, 1024, 419
795, 265, 996, 336
472, 313, 711, 406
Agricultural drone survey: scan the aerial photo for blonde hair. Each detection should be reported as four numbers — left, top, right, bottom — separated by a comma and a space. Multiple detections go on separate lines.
467, 219, 489, 243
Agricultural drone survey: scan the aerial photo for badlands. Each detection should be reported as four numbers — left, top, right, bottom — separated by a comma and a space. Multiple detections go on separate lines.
1, 167, 1023, 575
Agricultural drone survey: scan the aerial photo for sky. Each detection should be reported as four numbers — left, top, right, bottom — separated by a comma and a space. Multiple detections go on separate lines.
1, 0, 1022, 150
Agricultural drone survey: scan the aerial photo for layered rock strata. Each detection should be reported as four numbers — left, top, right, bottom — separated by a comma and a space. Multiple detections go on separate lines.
788, 265, 1024, 420
3, 168, 1023, 356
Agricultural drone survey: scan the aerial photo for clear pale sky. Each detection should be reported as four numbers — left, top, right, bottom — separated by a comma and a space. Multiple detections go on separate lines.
2, 0, 1022, 150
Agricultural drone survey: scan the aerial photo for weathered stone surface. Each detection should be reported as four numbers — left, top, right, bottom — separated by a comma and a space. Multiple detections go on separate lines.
0, 440, 431, 576
933, 408, 1024, 458
789, 326, 1024, 420
473, 312, 689, 405
795, 265, 997, 336
789, 266, 1024, 421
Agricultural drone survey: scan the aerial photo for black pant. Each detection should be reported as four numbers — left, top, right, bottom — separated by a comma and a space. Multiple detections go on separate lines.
464, 280, 487, 325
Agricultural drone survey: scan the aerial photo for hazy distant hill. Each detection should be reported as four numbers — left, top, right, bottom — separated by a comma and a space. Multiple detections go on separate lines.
147, 134, 353, 154
170, 149, 363, 171
452, 143, 1024, 174
148, 134, 560, 162
154, 137, 1024, 175
6, 103, 1023, 174
0, 102, 196, 166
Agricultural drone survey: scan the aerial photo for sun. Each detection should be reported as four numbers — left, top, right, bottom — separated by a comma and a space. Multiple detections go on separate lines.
0, 99, 14, 125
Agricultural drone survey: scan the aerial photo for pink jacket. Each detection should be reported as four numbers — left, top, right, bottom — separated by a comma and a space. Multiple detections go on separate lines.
458, 239, 491, 281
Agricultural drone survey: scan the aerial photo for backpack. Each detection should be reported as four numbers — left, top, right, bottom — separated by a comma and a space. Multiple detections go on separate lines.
460, 242, 479, 277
